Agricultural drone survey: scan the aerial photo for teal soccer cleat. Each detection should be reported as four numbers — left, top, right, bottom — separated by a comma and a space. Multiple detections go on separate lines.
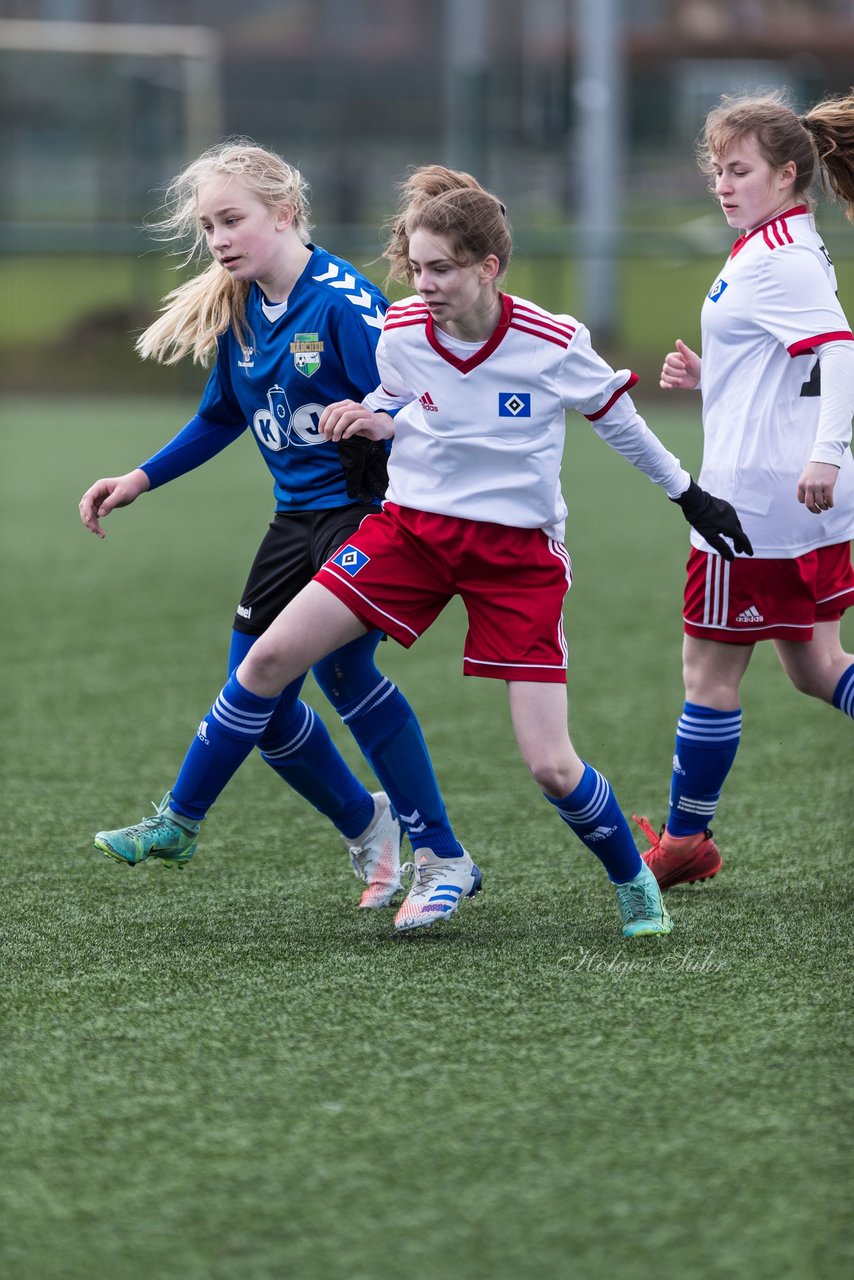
94, 793, 200, 868
615, 863, 673, 939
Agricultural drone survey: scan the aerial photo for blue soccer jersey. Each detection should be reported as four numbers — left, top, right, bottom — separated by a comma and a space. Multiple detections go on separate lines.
140, 245, 387, 511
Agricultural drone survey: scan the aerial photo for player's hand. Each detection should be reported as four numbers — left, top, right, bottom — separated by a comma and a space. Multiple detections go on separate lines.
797, 461, 839, 515
672, 479, 754, 562
660, 338, 701, 391
319, 399, 394, 442
78, 469, 150, 539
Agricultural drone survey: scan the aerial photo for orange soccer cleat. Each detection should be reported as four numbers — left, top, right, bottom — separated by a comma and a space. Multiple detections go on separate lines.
632, 815, 722, 891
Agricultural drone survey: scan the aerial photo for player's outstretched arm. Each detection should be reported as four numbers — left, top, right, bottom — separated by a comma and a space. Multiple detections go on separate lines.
660, 338, 701, 391
319, 399, 395, 443
672, 479, 753, 561
78, 469, 151, 539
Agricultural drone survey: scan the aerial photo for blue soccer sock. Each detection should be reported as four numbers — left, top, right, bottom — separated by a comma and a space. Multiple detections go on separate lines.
547, 763, 643, 884
170, 672, 280, 822
832, 663, 854, 719
314, 636, 463, 857
667, 702, 742, 837
259, 688, 374, 839
229, 629, 374, 839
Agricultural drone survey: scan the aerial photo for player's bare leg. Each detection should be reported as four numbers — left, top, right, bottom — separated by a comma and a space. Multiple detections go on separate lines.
508, 682, 671, 938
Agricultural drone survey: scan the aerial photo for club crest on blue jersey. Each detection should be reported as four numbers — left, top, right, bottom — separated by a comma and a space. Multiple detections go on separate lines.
708, 279, 729, 302
331, 544, 370, 576
498, 392, 531, 417
290, 332, 324, 377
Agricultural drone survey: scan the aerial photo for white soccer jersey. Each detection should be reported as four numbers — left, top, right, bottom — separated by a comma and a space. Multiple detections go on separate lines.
697, 205, 854, 558
363, 293, 688, 541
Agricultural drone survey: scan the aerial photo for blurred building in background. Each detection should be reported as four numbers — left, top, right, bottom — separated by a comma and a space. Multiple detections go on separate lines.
0, 0, 851, 388
3, 0, 852, 243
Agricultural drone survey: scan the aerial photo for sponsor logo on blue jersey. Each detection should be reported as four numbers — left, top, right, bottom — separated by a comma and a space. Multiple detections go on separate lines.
252, 386, 326, 450
331, 544, 370, 576
498, 392, 531, 417
708, 278, 728, 302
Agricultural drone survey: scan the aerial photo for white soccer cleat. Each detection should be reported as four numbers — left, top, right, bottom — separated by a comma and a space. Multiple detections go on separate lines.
394, 848, 482, 932
346, 792, 403, 908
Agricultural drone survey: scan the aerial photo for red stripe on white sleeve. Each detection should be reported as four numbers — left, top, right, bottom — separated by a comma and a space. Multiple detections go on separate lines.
788, 331, 854, 357
510, 302, 576, 342
508, 321, 571, 349
585, 372, 639, 421
384, 315, 429, 331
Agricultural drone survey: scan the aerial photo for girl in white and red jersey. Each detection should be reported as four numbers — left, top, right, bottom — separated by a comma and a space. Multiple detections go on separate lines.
96, 165, 749, 941
634, 91, 854, 892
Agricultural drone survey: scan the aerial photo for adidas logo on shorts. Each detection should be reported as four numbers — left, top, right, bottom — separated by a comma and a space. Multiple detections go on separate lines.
735, 604, 764, 623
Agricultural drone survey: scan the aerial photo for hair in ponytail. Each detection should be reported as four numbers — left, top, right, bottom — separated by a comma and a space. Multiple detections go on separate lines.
383, 164, 512, 287
698, 88, 854, 223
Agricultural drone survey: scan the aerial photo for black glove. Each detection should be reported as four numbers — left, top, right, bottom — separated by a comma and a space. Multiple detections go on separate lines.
672, 479, 754, 561
336, 436, 389, 504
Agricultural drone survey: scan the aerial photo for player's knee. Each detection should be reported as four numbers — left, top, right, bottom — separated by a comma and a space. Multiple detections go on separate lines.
239, 639, 291, 697
783, 664, 831, 700
527, 757, 577, 797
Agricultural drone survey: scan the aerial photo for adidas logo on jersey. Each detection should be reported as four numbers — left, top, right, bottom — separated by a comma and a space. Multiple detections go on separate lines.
735, 605, 764, 623
420, 391, 438, 412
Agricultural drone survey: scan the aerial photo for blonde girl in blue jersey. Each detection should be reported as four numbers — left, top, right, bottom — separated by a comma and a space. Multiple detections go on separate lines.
93, 164, 750, 940
80, 139, 461, 906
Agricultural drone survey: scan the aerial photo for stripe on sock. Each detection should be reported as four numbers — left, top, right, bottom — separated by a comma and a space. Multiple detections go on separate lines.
677, 709, 742, 743
260, 704, 316, 762
339, 676, 397, 725
212, 690, 279, 737
555, 768, 609, 825
832, 664, 854, 719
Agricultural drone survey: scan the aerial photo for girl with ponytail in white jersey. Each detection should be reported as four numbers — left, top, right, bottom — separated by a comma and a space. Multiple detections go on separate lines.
94, 164, 750, 942
81, 139, 464, 910
634, 91, 854, 892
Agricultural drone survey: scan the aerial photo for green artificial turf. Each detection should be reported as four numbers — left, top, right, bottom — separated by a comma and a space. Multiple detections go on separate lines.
1, 397, 851, 1279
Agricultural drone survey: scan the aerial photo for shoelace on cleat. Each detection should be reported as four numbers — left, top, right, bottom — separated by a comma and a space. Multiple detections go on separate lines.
117, 805, 171, 839
615, 877, 660, 921
400, 859, 434, 895
402, 858, 465, 898
632, 815, 662, 850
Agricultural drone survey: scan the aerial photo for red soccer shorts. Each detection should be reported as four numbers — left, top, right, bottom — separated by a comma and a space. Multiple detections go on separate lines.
315, 503, 572, 682
683, 541, 854, 644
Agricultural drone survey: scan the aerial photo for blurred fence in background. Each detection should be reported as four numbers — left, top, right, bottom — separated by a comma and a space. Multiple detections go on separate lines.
1, 0, 852, 392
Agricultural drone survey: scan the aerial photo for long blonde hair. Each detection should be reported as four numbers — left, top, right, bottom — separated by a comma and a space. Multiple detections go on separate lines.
699, 88, 854, 223
136, 139, 312, 365
383, 164, 512, 287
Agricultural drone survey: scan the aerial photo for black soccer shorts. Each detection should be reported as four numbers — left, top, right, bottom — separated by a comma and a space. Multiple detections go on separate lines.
232, 504, 376, 635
